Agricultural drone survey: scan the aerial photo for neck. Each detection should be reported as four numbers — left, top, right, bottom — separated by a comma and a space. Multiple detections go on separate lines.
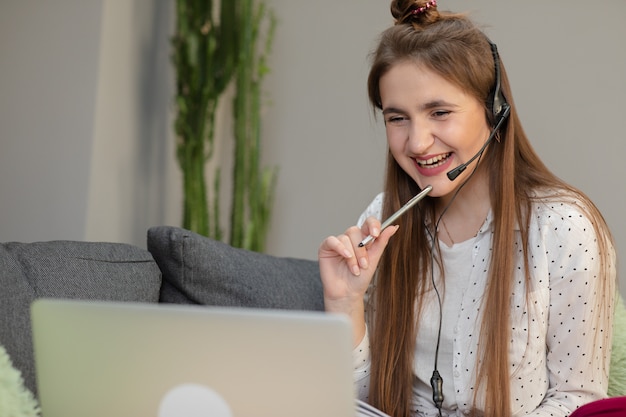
435, 170, 491, 245
437, 169, 491, 217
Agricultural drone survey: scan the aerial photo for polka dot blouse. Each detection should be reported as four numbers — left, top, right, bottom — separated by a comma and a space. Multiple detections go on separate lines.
353, 192, 616, 417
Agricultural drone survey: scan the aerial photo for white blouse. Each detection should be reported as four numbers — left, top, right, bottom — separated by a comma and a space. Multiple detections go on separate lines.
353, 192, 616, 417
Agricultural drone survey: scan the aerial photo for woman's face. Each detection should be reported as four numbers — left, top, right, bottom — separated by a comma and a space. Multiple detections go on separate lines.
379, 61, 492, 198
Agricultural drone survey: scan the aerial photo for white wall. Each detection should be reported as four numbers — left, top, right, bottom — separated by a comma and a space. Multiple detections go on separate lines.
84, 0, 179, 245
1, 1, 624, 297
0, 0, 102, 242
261, 0, 626, 300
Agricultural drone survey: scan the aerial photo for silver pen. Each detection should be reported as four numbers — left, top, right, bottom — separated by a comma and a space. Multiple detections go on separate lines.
358, 185, 433, 247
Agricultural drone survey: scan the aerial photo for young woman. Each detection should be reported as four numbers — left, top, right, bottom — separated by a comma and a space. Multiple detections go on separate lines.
318, 1, 617, 417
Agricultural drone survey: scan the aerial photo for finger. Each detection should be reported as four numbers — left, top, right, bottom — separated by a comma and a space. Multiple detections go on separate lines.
344, 226, 371, 272
366, 225, 400, 265
358, 217, 384, 248
337, 234, 362, 276
318, 235, 353, 260
362, 217, 383, 240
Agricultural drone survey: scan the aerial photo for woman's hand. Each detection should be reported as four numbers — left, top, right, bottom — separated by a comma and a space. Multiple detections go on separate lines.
318, 217, 399, 344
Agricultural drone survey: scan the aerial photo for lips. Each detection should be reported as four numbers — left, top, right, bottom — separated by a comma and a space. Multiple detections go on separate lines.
416, 153, 451, 168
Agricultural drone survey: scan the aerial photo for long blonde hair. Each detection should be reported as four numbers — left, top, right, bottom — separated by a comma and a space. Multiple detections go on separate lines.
365, 2, 616, 416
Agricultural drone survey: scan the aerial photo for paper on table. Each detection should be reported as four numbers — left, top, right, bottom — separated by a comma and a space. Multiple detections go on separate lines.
356, 399, 392, 417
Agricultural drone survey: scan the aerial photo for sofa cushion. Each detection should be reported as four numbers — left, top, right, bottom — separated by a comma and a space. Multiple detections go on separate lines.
147, 226, 324, 311
0, 246, 37, 398
0, 240, 161, 397
609, 294, 626, 397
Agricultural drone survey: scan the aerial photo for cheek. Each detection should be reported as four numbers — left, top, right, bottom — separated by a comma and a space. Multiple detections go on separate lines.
386, 127, 406, 156
386, 129, 415, 173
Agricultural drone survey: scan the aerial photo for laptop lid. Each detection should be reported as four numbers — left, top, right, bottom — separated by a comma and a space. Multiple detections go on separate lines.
31, 298, 356, 417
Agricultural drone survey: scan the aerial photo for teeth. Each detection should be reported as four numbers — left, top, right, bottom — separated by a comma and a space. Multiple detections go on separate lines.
418, 153, 450, 168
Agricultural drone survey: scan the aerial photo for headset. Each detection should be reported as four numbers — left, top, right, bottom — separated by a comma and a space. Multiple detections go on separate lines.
446, 42, 511, 181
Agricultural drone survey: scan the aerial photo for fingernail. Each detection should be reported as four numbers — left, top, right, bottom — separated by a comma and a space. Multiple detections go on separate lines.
351, 264, 361, 276
359, 257, 369, 269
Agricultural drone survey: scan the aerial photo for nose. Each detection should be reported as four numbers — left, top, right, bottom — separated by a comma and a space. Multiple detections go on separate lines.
406, 121, 434, 155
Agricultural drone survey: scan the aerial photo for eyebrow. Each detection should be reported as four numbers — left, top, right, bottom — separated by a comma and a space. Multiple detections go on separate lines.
381, 107, 404, 115
420, 99, 457, 110
381, 99, 459, 115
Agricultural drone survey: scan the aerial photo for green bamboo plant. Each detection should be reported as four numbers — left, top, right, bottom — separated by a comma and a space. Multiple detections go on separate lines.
231, 0, 278, 251
172, 0, 277, 252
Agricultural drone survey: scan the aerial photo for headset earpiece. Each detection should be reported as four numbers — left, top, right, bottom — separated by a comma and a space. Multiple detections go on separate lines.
488, 42, 511, 126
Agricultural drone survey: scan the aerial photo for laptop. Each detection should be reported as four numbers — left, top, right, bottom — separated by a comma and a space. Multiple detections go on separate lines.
31, 298, 357, 417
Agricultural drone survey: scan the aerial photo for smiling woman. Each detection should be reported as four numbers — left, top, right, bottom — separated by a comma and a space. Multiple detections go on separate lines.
317, 1, 618, 417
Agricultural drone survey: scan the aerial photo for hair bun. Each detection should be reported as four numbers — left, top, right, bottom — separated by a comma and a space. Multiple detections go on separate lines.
391, 0, 440, 26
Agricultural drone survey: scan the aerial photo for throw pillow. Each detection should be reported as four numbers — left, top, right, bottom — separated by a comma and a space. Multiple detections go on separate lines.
147, 226, 324, 311
609, 294, 626, 397
0, 344, 40, 417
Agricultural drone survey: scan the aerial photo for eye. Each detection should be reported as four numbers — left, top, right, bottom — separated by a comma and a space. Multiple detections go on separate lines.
385, 115, 409, 126
431, 110, 451, 119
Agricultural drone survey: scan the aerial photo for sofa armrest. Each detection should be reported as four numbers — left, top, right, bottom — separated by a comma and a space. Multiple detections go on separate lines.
0, 240, 161, 397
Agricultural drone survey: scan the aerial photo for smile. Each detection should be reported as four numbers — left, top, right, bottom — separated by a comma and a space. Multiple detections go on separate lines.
416, 153, 451, 168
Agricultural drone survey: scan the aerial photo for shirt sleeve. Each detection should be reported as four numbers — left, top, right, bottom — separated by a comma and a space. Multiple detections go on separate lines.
528, 202, 616, 416
351, 194, 382, 402
353, 325, 371, 402
357, 193, 384, 227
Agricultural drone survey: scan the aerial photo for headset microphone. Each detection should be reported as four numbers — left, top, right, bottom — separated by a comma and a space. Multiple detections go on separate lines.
446, 103, 510, 181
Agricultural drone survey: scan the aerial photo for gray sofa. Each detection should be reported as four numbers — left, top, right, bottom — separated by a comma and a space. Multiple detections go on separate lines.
0, 226, 323, 398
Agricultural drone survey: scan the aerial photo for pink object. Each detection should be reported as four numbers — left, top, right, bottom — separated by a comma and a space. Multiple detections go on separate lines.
569, 396, 626, 417
411, 0, 437, 15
